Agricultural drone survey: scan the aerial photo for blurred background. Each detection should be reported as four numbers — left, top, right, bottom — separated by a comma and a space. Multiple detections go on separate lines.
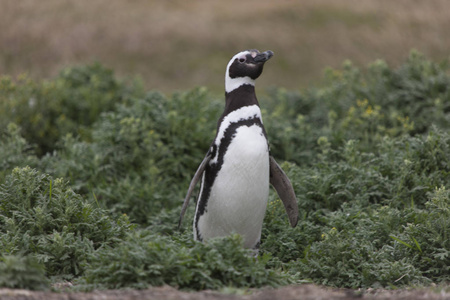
2, 0, 449, 93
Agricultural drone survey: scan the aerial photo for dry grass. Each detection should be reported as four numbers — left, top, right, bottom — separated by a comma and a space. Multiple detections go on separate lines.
1, 0, 450, 93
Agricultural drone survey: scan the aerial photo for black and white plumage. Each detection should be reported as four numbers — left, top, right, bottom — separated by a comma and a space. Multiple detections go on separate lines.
179, 49, 298, 249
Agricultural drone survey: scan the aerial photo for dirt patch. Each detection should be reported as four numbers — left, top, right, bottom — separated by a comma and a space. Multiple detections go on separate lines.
0, 285, 448, 300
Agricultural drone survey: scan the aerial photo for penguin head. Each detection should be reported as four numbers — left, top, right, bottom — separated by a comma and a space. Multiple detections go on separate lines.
225, 49, 274, 93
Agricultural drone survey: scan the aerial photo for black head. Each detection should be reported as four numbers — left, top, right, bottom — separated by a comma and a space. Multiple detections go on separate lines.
225, 49, 274, 93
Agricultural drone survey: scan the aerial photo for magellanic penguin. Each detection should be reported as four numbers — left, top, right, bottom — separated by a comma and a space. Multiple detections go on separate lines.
179, 49, 298, 250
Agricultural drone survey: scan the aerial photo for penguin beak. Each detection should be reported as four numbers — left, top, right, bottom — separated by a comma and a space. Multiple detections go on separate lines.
253, 50, 274, 63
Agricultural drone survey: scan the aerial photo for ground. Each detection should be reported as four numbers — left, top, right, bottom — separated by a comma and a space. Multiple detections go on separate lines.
0, 285, 448, 300
3, 0, 450, 92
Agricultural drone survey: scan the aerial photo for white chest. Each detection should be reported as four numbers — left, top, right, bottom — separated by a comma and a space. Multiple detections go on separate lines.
196, 124, 270, 248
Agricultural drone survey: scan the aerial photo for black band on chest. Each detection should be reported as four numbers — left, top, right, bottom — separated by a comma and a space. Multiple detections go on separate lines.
194, 117, 268, 232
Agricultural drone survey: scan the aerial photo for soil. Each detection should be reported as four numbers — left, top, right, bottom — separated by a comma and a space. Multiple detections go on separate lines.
0, 285, 448, 300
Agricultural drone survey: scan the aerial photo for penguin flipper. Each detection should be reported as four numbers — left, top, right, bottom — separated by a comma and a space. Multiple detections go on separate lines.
269, 156, 299, 227
178, 153, 211, 229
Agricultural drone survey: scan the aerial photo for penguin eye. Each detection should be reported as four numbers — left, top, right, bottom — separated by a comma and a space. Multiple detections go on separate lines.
238, 57, 246, 63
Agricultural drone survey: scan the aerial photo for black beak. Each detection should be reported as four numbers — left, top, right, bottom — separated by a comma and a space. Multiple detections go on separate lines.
254, 50, 274, 63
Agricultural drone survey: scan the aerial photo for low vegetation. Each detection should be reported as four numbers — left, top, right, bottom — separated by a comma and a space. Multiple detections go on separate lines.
0, 51, 449, 291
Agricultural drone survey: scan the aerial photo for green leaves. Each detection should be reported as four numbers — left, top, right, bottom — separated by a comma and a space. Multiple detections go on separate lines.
264, 51, 450, 165
0, 167, 132, 280
261, 130, 450, 288
0, 51, 449, 290
389, 236, 422, 254
0, 64, 144, 156
81, 233, 287, 290
0, 255, 49, 291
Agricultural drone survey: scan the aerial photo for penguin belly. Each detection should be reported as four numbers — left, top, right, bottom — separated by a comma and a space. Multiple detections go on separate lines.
196, 124, 270, 248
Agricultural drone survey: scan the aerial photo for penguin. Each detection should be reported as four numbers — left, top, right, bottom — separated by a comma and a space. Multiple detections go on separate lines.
179, 49, 298, 250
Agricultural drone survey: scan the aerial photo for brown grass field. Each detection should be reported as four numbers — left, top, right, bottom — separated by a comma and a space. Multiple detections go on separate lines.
1, 0, 450, 93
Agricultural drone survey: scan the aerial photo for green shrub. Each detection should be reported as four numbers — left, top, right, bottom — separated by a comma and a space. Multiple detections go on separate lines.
0, 63, 144, 156
0, 254, 49, 290
263, 188, 448, 288
261, 129, 449, 288
283, 191, 448, 288
394, 186, 450, 281
41, 88, 221, 224
0, 167, 133, 278
1, 51, 450, 290
80, 231, 288, 290
0, 123, 38, 180
263, 51, 450, 165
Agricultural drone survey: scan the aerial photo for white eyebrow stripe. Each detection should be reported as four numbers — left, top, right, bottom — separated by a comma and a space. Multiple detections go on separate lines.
225, 50, 255, 93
